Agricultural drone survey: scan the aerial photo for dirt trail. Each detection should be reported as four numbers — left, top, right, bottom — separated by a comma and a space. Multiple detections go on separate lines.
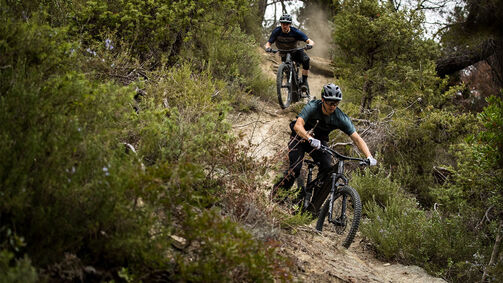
230, 49, 446, 282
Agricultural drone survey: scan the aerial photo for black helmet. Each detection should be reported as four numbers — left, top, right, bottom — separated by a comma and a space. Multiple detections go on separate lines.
279, 14, 292, 24
321, 83, 343, 101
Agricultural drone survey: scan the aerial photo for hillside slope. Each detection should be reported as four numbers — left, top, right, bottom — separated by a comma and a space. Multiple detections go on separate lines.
230, 49, 446, 282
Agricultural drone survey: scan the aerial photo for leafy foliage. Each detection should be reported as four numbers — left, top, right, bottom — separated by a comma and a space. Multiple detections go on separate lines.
355, 169, 482, 281
331, 1, 502, 281
0, 4, 293, 281
332, 0, 439, 110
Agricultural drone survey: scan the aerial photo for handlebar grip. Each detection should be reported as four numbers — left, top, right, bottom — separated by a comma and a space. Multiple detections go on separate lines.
359, 160, 370, 166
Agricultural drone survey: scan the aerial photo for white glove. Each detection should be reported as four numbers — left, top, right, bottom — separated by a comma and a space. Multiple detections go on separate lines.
367, 156, 377, 166
308, 137, 321, 149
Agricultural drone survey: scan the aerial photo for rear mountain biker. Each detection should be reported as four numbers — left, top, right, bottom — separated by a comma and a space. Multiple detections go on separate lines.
264, 14, 315, 92
273, 83, 377, 198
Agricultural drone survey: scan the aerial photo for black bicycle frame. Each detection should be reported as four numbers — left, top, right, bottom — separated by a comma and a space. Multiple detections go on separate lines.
270, 47, 308, 103
302, 145, 368, 216
283, 53, 300, 100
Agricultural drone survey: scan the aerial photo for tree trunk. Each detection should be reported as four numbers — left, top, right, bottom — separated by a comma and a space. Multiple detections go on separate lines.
361, 79, 373, 112
486, 46, 503, 87
257, 0, 268, 24
436, 39, 503, 87
482, 221, 503, 282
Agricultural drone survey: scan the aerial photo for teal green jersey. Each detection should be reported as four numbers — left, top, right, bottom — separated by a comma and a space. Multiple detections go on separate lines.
297, 100, 355, 141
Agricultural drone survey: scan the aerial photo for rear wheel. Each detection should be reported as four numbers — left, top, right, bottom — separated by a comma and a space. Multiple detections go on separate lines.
315, 186, 362, 248
277, 63, 292, 109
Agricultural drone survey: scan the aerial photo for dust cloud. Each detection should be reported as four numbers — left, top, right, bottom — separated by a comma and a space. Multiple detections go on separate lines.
298, 3, 334, 60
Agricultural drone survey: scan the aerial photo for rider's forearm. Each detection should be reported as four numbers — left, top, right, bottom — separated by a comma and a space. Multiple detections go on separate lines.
306, 39, 315, 46
293, 118, 312, 140
265, 42, 272, 49
350, 132, 372, 158
295, 127, 312, 140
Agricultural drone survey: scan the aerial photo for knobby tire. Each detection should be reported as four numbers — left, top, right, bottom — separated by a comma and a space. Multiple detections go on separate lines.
277, 63, 292, 109
315, 186, 362, 248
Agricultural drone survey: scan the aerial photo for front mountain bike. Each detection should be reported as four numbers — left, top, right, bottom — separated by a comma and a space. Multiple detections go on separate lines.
299, 145, 368, 248
267, 46, 312, 109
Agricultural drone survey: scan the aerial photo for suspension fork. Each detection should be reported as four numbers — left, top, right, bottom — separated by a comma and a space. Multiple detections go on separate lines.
289, 65, 293, 84
328, 160, 348, 223
327, 173, 338, 223
285, 53, 295, 85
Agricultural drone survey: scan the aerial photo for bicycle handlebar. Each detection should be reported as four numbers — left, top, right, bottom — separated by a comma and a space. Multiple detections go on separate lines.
266, 46, 312, 54
319, 145, 370, 166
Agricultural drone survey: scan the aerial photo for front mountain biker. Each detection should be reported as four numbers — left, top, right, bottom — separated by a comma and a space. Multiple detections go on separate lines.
264, 13, 315, 92
273, 83, 377, 198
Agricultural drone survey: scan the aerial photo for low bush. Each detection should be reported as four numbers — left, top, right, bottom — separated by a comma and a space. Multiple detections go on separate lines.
0, 250, 37, 283
355, 168, 483, 280
351, 167, 401, 210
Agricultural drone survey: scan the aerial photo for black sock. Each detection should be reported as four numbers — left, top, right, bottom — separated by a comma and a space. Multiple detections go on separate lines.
302, 75, 308, 84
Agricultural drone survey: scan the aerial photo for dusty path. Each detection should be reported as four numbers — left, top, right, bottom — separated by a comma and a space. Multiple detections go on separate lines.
230, 49, 446, 282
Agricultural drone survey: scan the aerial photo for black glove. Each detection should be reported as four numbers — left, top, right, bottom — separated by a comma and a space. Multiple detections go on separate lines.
305, 44, 313, 50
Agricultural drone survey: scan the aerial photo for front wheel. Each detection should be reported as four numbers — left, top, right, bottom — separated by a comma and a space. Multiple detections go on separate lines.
315, 186, 362, 248
277, 63, 293, 109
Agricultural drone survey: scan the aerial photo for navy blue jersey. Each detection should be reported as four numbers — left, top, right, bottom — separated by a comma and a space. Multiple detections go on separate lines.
297, 100, 356, 141
268, 26, 308, 50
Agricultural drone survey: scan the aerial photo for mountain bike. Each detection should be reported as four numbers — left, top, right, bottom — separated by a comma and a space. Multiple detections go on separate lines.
266, 46, 312, 109
298, 145, 368, 248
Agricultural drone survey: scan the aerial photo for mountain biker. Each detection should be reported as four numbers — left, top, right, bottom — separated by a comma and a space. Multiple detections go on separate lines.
264, 13, 315, 92
273, 83, 377, 196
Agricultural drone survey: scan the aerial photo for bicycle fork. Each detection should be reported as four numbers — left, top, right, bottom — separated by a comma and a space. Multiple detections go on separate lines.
327, 161, 348, 225
289, 67, 293, 85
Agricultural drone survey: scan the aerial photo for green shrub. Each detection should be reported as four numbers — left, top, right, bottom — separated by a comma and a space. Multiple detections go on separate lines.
134, 64, 233, 165
362, 196, 427, 262
379, 107, 476, 207
351, 167, 401, 210
430, 95, 503, 281
173, 208, 292, 282
0, 251, 37, 283
1, 15, 295, 280
0, 17, 156, 269
356, 168, 483, 279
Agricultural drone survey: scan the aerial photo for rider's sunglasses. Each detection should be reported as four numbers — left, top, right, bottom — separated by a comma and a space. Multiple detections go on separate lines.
325, 101, 339, 107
